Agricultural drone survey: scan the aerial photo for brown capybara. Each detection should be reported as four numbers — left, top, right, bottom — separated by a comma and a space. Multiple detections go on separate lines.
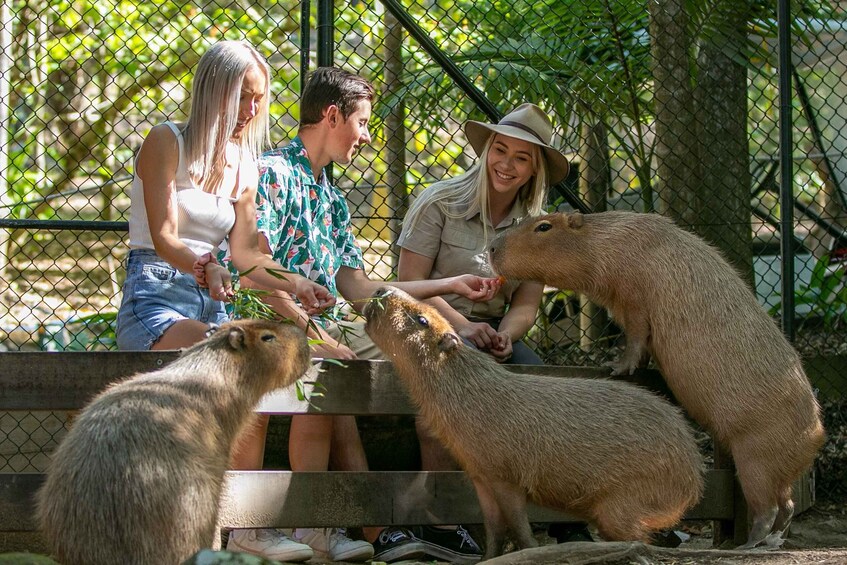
36, 320, 310, 565
363, 286, 704, 561
488, 211, 826, 549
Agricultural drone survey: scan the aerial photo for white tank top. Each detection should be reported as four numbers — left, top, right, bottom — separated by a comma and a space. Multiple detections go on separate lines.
127, 122, 245, 255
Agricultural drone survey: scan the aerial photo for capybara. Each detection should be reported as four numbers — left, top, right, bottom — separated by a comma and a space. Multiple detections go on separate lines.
489, 211, 826, 549
363, 286, 704, 560
36, 319, 310, 565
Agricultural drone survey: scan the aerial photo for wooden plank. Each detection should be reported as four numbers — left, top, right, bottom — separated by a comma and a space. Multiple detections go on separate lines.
0, 473, 42, 531
792, 470, 815, 515
0, 353, 670, 414
0, 351, 180, 410
801, 354, 847, 400
0, 469, 735, 531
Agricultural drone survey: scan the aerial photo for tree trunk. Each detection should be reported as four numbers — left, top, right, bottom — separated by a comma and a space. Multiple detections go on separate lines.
578, 119, 610, 352
694, 0, 754, 287
649, 0, 700, 229
382, 7, 408, 270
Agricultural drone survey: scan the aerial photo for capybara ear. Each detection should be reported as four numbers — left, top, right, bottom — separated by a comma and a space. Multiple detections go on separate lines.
439, 332, 461, 352
568, 213, 584, 229
227, 326, 247, 351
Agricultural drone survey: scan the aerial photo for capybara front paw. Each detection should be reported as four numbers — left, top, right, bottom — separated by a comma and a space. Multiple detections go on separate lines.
606, 360, 636, 376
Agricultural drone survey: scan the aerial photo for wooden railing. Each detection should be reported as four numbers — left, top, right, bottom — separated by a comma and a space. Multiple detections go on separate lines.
0, 352, 786, 552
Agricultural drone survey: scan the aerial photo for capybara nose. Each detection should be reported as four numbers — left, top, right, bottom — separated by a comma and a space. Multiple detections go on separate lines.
487, 247, 499, 267
372, 286, 396, 299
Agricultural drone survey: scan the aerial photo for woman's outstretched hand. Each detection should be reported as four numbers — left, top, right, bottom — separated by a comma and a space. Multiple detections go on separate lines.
450, 274, 502, 302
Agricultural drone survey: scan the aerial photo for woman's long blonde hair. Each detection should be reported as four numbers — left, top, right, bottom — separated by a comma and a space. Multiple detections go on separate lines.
183, 40, 271, 194
403, 134, 549, 238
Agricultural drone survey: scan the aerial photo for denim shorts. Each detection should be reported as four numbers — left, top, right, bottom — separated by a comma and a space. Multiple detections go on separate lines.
116, 248, 229, 350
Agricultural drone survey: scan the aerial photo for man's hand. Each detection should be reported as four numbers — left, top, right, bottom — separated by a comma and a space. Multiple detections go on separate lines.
450, 274, 502, 302
311, 339, 357, 360
292, 275, 337, 316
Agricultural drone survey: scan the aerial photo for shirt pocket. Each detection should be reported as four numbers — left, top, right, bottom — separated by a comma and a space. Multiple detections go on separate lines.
440, 229, 479, 251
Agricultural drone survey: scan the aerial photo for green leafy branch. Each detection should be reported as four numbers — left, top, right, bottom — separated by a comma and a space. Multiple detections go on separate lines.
769, 255, 847, 330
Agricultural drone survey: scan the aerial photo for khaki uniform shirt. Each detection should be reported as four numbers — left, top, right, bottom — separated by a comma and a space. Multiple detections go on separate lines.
397, 199, 526, 319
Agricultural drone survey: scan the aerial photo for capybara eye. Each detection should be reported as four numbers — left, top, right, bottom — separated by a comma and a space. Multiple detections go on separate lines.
417, 315, 429, 327
535, 222, 552, 233
261, 333, 276, 342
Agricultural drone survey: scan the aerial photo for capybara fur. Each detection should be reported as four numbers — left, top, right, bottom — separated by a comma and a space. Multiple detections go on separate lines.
363, 286, 704, 560
489, 211, 826, 548
36, 320, 310, 565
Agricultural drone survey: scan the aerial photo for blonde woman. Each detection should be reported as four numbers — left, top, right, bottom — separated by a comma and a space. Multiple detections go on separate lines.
116, 40, 334, 352
384, 104, 578, 560
398, 103, 569, 364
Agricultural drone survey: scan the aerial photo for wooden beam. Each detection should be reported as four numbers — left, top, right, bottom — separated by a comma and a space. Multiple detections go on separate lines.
0, 469, 735, 532
0, 353, 672, 413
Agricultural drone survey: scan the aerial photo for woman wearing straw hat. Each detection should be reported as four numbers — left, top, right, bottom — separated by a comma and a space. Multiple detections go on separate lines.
397, 103, 569, 364
387, 104, 591, 558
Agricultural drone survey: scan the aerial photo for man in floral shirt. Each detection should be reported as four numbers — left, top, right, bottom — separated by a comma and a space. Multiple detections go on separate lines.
226, 67, 493, 564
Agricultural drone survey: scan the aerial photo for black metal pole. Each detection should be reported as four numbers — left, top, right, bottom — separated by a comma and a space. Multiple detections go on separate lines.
377, 0, 588, 213
778, 0, 795, 341
0, 219, 128, 231
317, 0, 334, 68
378, 0, 500, 123
300, 0, 311, 96
317, 0, 334, 182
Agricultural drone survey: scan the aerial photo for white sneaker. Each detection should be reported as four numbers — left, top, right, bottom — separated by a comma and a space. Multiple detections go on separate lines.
226, 528, 314, 562
293, 527, 375, 562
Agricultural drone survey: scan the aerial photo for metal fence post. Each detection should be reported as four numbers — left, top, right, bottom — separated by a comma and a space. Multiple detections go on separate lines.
317, 0, 334, 183
300, 0, 311, 95
778, 0, 795, 342
317, 0, 334, 68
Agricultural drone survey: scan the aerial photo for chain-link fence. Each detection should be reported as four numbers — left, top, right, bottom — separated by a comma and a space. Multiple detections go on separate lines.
1, 0, 846, 472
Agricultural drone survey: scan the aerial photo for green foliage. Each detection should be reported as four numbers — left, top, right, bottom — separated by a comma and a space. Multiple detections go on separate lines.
770, 255, 847, 329
5, 0, 301, 218
229, 286, 330, 405
38, 311, 117, 351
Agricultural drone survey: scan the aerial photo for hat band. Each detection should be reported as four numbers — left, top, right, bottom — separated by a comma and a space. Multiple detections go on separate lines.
498, 120, 546, 144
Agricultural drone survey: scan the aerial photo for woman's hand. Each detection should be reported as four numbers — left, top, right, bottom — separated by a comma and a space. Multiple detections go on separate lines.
457, 321, 500, 350
193, 252, 233, 301
489, 330, 514, 363
291, 275, 337, 316
193, 252, 214, 287
207, 266, 234, 301
450, 274, 502, 302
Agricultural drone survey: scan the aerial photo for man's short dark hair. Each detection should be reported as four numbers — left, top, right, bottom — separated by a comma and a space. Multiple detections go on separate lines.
300, 67, 375, 126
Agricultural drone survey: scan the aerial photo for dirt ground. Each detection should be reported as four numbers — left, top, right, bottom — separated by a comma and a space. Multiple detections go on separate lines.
358, 504, 847, 565
479, 504, 847, 565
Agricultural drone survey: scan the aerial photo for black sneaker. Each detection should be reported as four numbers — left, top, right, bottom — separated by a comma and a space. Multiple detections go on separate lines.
652, 529, 683, 548
371, 526, 427, 563
548, 522, 594, 543
410, 525, 483, 564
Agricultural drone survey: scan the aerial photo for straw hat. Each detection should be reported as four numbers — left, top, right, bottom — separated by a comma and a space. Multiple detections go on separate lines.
465, 103, 570, 185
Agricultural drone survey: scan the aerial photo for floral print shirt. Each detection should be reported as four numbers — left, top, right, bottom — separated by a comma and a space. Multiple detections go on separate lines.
253, 136, 364, 321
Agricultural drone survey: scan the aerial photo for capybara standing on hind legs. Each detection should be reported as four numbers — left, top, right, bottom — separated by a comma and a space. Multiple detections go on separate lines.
489, 211, 826, 549
36, 320, 311, 565
363, 286, 704, 561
